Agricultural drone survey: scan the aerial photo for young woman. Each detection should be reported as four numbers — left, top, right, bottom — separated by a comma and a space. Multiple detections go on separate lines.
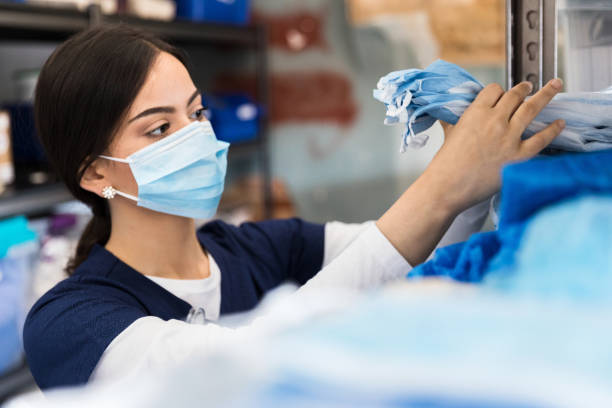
23, 25, 565, 390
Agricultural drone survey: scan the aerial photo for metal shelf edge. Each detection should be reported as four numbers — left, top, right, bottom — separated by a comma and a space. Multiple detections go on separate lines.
0, 3, 259, 46
0, 184, 73, 219
0, 360, 36, 404
107, 16, 258, 46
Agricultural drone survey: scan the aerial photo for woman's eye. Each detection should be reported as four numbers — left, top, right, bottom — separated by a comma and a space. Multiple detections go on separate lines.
147, 123, 170, 137
190, 107, 208, 121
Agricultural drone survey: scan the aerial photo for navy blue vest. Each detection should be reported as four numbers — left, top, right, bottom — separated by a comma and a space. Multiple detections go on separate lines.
23, 218, 324, 390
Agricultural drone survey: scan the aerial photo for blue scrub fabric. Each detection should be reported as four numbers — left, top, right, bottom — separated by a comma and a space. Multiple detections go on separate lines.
374, 60, 612, 152
410, 149, 612, 283
23, 218, 324, 390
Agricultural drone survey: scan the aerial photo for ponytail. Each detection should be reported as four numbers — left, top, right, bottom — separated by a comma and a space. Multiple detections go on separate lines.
65, 199, 111, 275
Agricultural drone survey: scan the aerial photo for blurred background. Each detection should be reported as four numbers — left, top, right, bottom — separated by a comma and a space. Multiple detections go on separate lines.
0, 0, 508, 227
1, 0, 607, 402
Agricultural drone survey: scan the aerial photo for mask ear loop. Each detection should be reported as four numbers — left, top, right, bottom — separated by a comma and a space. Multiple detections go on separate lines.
98, 155, 130, 163
102, 186, 138, 202
98, 155, 138, 202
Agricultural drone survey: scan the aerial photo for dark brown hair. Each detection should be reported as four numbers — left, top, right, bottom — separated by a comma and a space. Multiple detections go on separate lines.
35, 25, 188, 275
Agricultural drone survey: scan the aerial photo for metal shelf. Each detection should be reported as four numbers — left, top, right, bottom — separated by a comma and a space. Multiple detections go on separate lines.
0, 359, 36, 404
0, 2, 258, 46
105, 15, 258, 46
0, 184, 73, 220
0, 3, 87, 40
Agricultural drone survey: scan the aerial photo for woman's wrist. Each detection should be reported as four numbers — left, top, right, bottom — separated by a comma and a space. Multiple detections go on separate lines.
417, 164, 468, 219
376, 170, 464, 266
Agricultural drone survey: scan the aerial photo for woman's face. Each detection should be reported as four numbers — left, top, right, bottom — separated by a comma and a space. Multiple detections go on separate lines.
93, 51, 207, 199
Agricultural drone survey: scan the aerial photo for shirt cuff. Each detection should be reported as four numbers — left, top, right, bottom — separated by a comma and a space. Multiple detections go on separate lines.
367, 222, 413, 282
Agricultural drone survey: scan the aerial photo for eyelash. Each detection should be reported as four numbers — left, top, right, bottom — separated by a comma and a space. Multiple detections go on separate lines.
146, 107, 208, 137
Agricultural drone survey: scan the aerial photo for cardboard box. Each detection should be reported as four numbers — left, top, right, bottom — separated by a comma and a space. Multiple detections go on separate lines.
348, 0, 505, 65
427, 0, 505, 65
347, 0, 426, 24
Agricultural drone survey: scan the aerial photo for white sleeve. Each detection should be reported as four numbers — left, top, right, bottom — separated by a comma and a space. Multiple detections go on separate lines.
89, 317, 239, 383
323, 220, 375, 267
323, 198, 490, 268
91, 223, 411, 384
303, 222, 411, 290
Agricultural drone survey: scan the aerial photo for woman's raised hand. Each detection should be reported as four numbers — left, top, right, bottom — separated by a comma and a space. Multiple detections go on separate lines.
377, 79, 565, 266
430, 79, 566, 212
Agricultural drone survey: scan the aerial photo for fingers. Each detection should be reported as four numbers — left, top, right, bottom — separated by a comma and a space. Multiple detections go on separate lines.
472, 83, 504, 108
519, 119, 566, 159
494, 81, 533, 119
511, 78, 563, 131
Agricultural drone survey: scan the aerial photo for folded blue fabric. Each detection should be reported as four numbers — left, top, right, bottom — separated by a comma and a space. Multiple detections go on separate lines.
374, 60, 612, 152
410, 149, 612, 285
486, 195, 612, 301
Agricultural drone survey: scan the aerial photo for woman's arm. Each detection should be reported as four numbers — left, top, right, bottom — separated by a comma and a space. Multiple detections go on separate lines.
323, 197, 490, 268
377, 80, 565, 266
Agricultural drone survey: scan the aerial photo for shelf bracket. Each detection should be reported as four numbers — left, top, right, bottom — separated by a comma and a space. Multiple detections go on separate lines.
506, 0, 557, 93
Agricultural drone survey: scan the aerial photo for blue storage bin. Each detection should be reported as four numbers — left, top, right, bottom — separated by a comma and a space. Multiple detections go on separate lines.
175, 0, 251, 25
5, 103, 47, 166
207, 94, 260, 144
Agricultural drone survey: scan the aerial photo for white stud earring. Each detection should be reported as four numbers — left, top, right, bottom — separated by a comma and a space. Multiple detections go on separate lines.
102, 186, 116, 199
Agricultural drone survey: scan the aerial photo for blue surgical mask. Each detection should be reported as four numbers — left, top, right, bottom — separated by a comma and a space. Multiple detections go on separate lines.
374, 59, 612, 152
99, 120, 229, 219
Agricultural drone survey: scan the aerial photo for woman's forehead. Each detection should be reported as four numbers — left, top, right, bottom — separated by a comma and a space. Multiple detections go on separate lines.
128, 52, 196, 113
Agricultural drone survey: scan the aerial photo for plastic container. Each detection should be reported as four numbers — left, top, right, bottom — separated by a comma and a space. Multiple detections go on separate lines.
207, 94, 259, 144
175, 0, 250, 25
0, 216, 37, 376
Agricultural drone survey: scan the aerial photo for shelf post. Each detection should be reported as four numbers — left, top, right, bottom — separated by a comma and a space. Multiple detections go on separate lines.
87, 4, 103, 27
255, 24, 272, 220
506, 0, 557, 92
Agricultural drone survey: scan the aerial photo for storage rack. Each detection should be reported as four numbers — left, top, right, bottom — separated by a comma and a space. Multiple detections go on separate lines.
0, 359, 34, 404
506, 0, 558, 92
0, 2, 271, 401
0, 1, 272, 220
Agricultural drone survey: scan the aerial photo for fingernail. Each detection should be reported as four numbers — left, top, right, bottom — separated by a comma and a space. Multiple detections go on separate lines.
524, 81, 533, 92
549, 78, 563, 90
558, 119, 566, 128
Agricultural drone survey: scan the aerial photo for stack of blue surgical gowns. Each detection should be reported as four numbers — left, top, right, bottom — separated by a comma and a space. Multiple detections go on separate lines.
374, 59, 612, 152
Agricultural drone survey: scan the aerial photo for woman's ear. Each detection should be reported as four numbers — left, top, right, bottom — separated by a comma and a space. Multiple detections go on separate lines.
80, 159, 109, 198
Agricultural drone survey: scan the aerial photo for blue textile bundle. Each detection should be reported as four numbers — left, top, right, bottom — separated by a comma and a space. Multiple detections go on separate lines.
374, 60, 612, 152
410, 149, 612, 298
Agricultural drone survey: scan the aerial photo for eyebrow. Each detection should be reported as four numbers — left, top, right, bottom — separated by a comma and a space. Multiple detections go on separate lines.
128, 89, 201, 123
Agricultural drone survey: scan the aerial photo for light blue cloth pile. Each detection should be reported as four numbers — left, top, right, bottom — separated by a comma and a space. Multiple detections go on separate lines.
374, 60, 612, 152
410, 149, 612, 290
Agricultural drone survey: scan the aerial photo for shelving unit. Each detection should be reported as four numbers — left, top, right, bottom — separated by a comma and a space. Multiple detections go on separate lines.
0, 2, 259, 43
0, 359, 35, 404
0, 2, 272, 219
0, 183, 71, 219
